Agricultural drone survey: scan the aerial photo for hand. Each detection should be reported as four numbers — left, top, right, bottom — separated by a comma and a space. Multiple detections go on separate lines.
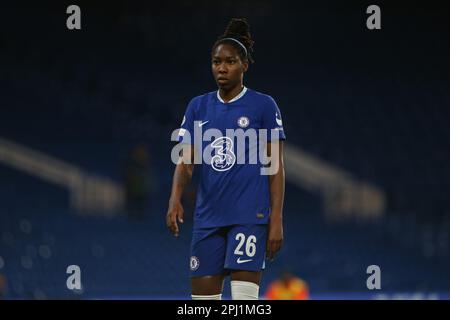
266, 216, 283, 261
166, 199, 184, 237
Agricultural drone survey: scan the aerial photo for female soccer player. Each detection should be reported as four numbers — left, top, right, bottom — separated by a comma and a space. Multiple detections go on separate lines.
166, 18, 285, 300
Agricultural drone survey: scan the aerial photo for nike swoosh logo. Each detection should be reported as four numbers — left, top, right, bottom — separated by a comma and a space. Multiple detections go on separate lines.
237, 258, 253, 264
199, 120, 209, 127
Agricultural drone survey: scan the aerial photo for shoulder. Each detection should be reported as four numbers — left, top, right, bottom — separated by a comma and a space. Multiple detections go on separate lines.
190, 91, 217, 104
246, 89, 280, 113
247, 89, 278, 106
187, 91, 217, 110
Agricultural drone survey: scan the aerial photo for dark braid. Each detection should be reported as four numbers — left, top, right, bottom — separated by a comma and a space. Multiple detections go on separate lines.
213, 18, 255, 63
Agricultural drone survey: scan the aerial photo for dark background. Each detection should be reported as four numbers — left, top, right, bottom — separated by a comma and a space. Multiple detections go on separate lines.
0, 0, 449, 299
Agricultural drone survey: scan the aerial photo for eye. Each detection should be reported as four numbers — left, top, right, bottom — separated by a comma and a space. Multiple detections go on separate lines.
212, 60, 220, 65
228, 60, 236, 64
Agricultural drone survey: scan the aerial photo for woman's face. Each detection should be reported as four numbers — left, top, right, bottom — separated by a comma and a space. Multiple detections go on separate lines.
212, 43, 248, 90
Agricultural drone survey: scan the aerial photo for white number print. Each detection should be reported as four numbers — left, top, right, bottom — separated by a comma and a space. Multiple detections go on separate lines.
210, 136, 236, 171
246, 235, 257, 257
234, 233, 257, 257
234, 233, 245, 255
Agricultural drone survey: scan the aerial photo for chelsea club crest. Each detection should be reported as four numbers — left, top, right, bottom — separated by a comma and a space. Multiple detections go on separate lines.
237, 116, 250, 128
190, 256, 200, 271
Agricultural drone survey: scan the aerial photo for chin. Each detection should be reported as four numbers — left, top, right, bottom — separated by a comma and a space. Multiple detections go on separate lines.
217, 82, 232, 90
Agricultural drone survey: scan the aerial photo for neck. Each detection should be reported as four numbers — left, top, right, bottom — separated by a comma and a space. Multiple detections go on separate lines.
219, 84, 244, 103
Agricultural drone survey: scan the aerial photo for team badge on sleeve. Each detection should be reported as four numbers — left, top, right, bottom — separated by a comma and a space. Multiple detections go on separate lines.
275, 112, 283, 126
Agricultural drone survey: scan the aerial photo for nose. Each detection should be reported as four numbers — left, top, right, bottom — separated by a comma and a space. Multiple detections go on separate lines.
217, 62, 227, 74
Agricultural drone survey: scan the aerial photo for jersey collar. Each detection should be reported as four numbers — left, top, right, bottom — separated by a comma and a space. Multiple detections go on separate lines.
217, 86, 248, 104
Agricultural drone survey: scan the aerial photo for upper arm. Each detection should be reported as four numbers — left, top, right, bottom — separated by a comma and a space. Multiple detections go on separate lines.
262, 96, 286, 142
267, 140, 284, 173
177, 97, 198, 144
176, 98, 198, 172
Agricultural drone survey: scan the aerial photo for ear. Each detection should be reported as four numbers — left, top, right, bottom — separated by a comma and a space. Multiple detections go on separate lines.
242, 60, 249, 72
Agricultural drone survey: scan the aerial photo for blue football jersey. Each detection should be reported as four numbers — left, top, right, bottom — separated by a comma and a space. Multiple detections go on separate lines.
177, 87, 286, 228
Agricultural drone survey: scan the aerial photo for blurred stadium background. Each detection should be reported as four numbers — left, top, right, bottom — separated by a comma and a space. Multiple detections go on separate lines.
0, 1, 449, 299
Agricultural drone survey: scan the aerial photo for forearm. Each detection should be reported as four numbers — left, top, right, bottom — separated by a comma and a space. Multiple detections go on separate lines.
269, 164, 285, 220
267, 146, 285, 260
170, 163, 193, 203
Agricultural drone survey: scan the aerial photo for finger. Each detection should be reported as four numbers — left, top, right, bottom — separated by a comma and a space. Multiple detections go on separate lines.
178, 210, 184, 224
274, 239, 283, 256
173, 211, 181, 235
270, 240, 282, 260
166, 212, 174, 228
172, 219, 179, 236
271, 241, 281, 259
166, 214, 172, 228
265, 248, 270, 260
169, 213, 179, 236
267, 241, 274, 261
270, 241, 277, 260
266, 241, 271, 260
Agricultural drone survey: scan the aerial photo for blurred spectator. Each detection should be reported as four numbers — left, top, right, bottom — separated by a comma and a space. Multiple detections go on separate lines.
265, 272, 310, 300
124, 144, 153, 219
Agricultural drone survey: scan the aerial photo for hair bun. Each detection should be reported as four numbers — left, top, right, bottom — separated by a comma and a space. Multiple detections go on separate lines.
215, 17, 255, 63
224, 18, 250, 38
